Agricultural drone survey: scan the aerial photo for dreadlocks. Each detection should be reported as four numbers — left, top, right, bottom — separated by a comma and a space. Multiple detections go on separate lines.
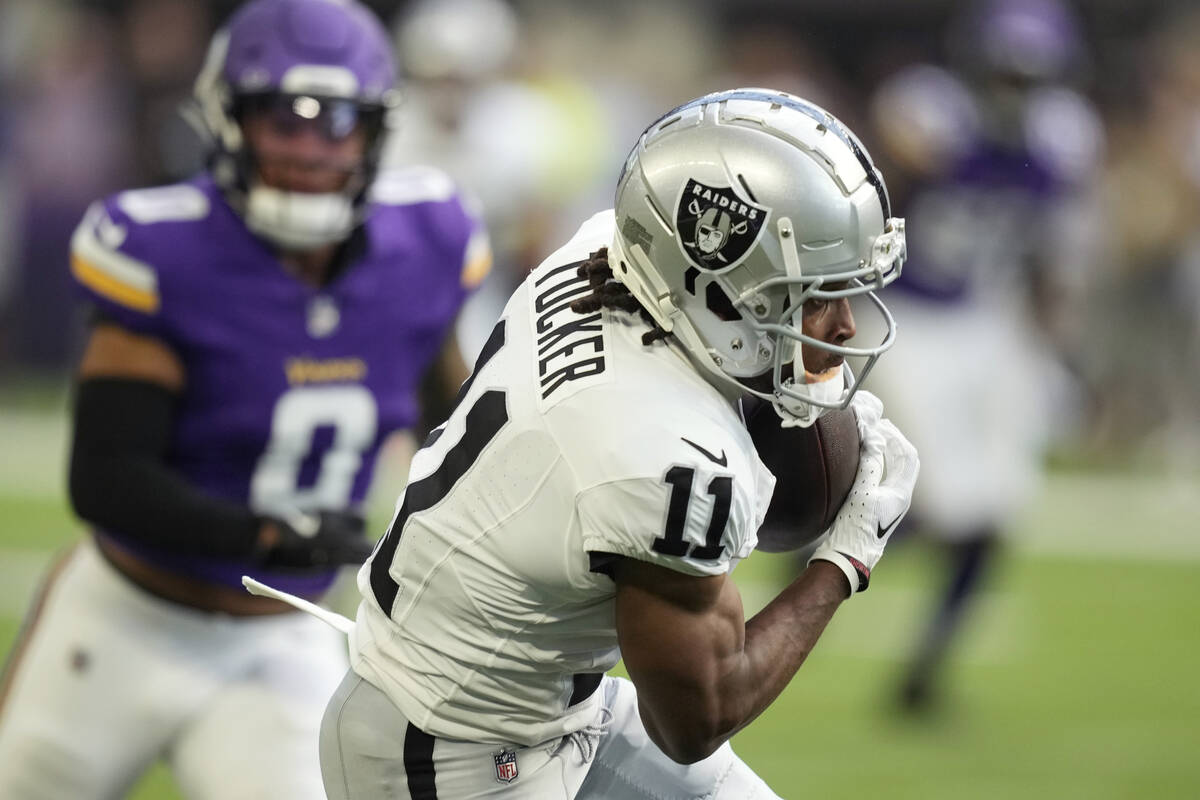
569, 248, 670, 345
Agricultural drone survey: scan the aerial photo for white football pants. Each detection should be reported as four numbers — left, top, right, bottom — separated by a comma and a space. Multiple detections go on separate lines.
320, 671, 781, 799
0, 538, 347, 800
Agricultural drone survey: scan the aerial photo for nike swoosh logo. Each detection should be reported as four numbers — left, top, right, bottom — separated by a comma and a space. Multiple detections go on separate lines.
681, 437, 727, 467
877, 514, 903, 540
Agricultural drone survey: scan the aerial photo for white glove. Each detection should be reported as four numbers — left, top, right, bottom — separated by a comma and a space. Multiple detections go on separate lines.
809, 391, 919, 593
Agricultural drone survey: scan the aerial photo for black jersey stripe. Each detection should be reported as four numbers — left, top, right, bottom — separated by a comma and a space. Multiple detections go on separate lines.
449, 319, 506, 414
370, 390, 509, 614
570, 672, 603, 706
369, 320, 507, 615
403, 723, 438, 799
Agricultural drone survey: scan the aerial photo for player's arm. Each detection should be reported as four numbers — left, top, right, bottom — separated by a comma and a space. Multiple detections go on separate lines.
69, 323, 367, 566
611, 391, 919, 764
68, 321, 266, 557
613, 555, 848, 764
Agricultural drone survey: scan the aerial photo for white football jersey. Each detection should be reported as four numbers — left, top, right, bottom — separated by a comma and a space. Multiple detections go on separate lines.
349, 210, 776, 746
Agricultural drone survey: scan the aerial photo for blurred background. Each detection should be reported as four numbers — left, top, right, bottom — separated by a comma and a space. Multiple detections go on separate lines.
0, 0, 1197, 797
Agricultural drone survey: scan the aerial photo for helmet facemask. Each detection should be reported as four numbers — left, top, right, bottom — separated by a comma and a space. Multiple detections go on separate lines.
748, 216, 905, 426
233, 91, 391, 250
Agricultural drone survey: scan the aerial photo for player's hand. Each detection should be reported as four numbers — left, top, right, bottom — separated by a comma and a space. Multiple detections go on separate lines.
255, 511, 372, 570
808, 391, 919, 594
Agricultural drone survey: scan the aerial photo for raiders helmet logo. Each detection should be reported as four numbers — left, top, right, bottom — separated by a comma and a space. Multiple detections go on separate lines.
676, 179, 769, 270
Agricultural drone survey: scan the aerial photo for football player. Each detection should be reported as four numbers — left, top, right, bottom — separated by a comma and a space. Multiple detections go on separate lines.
863, 0, 1104, 713
0, 1, 489, 798
318, 89, 918, 798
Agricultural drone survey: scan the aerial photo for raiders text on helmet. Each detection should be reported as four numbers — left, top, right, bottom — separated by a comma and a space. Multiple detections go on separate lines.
194, 0, 398, 250
610, 88, 906, 427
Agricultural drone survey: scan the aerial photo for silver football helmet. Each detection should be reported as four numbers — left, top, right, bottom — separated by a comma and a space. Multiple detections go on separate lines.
610, 88, 906, 427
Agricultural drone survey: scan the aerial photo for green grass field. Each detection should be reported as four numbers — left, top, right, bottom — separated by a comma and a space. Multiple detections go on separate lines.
2, 435, 1197, 798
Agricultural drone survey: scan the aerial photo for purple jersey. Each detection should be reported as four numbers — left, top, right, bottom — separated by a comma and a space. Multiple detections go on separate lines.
69, 167, 490, 594
896, 141, 1062, 304
891, 80, 1101, 306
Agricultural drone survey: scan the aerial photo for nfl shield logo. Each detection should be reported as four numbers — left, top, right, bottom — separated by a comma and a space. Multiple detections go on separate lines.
493, 749, 519, 784
306, 294, 340, 339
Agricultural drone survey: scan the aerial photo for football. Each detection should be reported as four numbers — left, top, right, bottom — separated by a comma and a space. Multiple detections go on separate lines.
746, 401, 861, 553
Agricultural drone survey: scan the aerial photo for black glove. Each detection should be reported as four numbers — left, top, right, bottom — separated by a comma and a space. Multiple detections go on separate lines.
256, 511, 372, 570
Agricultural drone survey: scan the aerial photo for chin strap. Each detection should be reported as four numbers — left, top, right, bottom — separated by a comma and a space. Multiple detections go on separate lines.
774, 365, 846, 428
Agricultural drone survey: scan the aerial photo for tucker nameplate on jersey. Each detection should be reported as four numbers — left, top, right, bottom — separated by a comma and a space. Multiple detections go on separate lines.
676, 178, 769, 270
493, 749, 519, 783
532, 260, 608, 408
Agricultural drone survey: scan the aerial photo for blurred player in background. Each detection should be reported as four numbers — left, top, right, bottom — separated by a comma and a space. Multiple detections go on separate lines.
0, 0, 488, 797
863, 0, 1105, 713
384, 0, 618, 364
317, 89, 918, 799
384, 0, 548, 364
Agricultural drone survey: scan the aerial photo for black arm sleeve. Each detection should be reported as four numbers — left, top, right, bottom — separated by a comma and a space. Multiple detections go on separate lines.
69, 377, 261, 559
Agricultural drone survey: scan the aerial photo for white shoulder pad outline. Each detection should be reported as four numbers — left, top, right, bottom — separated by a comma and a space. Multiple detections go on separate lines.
70, 202, 160, 313
116, 184, 210, 225
370, 166, 458, 206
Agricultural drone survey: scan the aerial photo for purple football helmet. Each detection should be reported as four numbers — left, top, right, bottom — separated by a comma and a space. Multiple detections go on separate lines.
194, 0, 399, 250
951, 0, 1082, 82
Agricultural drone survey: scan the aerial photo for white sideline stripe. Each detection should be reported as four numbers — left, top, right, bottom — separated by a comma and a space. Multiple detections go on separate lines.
0, 411, 68, 498
1009, 472, 1200, 560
